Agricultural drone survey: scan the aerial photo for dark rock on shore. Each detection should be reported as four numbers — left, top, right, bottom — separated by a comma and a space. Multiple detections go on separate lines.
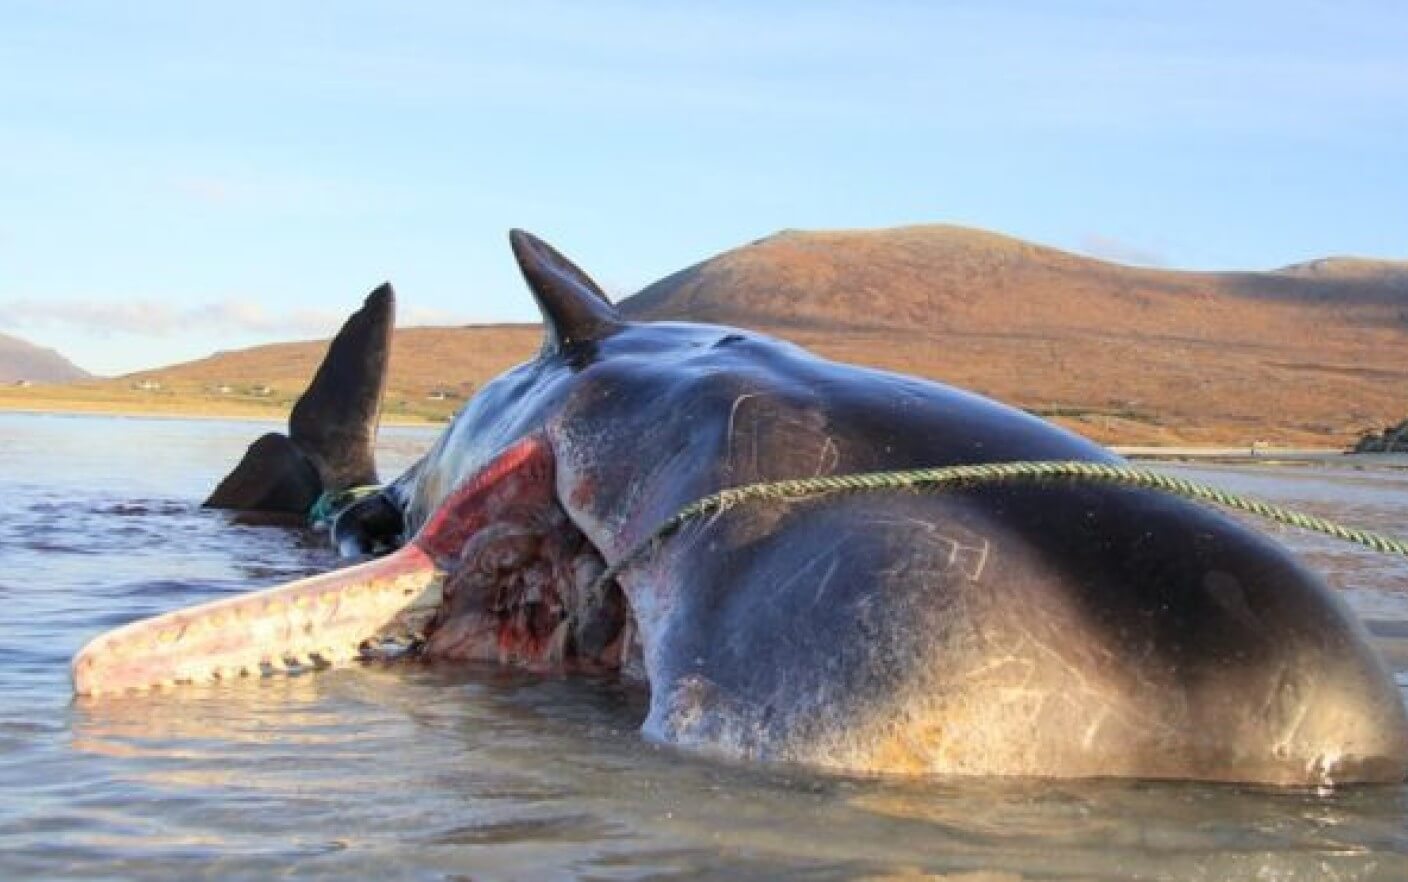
1355, 420, 1408, 453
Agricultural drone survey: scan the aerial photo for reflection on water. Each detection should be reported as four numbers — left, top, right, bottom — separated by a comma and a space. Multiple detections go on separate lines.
2, 413, 1408, 880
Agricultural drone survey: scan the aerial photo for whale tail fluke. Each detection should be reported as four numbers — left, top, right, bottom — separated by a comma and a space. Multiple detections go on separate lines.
205, 284, 395, 514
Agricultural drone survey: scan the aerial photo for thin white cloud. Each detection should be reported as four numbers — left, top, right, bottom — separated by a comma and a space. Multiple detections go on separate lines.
1079, 234, 1170, 268
0, 298, 342, 338
0, 297, 477, 338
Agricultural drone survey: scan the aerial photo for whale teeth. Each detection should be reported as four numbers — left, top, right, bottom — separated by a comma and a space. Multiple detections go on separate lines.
71, 545, 443, 696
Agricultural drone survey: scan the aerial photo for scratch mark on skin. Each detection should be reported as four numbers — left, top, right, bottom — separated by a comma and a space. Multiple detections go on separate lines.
719, 540, 847, 656
868, 515, 991, 584
1083, 706, 1110, 750
948, 645, 1037, 687
807, 556, 844, 613
813, 435, 840, 478
725, 393, 759, 468
767, 539, 848, 606
951, 538, 990, 582
1001, 619, 1175, 739
1273, 670, 1316, 758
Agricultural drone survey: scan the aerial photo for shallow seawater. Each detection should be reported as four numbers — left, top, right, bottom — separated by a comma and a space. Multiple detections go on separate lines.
2, 412, 1408, 881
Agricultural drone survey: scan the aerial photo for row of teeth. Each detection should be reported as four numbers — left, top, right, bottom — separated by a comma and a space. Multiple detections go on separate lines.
86, 637, 425, 693
74, 562, 443, 696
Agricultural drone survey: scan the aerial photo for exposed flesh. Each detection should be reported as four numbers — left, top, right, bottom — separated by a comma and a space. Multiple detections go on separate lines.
72, 436, 628, 696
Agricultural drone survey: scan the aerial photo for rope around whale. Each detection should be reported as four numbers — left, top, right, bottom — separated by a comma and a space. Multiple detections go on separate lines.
588, 459, 1408, 600
308, 484, 383, 527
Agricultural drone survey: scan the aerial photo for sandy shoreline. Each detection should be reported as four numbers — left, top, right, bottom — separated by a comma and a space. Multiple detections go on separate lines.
0, 399, 441, 428
1116, 449, 1408, 470
1112, 444, 1345, 459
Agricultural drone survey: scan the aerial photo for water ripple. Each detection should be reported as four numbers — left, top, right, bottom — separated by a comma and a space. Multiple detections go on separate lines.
2, 414, 1408, 881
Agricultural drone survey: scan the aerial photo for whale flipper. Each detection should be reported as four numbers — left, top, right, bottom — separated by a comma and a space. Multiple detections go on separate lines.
204, 284, 395, 513
203, 432, 323, 515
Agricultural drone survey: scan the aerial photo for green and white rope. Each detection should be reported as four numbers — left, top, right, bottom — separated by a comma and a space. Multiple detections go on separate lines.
308, 484, 383, 527
592, 460, 1408, 596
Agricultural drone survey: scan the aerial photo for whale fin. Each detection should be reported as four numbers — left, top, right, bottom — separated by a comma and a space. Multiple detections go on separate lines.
509, 229, 620, 351
205, 284, 395, 513
288, 283, 395, 492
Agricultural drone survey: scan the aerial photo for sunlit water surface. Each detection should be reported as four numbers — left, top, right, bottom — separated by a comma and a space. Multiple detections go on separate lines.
2, 412, 1407, 881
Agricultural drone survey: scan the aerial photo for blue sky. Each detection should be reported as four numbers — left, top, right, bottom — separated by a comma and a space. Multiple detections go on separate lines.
2, 1, 1405, 375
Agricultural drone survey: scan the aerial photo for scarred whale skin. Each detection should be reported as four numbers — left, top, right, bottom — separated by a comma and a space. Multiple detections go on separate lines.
374, 232, 1408, 784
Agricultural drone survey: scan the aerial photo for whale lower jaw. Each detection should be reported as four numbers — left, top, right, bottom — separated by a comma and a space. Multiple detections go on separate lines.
72, 435, 632, 697
71, 544, 445, 696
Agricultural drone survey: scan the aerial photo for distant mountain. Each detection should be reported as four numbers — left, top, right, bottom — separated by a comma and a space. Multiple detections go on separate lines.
620, 225, 1408, 328
6, 224, 1405, 445
614, 225, 1408, 445
0, 332, 90, 384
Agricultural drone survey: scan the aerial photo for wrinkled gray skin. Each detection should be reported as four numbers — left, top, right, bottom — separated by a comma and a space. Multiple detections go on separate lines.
320, 231, 1408, 785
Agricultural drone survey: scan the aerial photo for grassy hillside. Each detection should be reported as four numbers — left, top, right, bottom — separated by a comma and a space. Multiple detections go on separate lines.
621, 226, 1408, 445
3, 224, 1405, 446
0, 325, 542, 424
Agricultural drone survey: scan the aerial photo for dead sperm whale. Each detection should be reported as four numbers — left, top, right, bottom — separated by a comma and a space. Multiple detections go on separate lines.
73, 231, 1408, 785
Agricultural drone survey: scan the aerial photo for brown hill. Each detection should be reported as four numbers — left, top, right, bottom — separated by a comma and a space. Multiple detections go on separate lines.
3, 225, 1404, 446
622, 226, 1408, 445
0, 332, 90, 384
0, 324, 544, 424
